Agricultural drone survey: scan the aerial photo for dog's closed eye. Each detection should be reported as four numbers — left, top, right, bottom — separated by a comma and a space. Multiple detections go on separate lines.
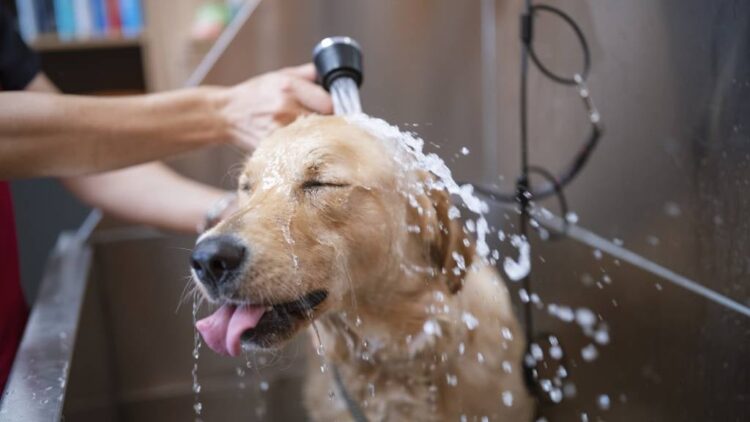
301, 180, 349, 190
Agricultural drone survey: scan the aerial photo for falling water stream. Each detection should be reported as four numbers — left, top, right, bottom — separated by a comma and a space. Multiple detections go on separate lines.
191, 294, 203, 421
330, 77, 362, 115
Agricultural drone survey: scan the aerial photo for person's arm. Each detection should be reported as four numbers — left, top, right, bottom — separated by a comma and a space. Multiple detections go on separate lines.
62, 163, 228, 233
1, 64, 331, 179
21, 70, 325, 233
23, 74, 227, 233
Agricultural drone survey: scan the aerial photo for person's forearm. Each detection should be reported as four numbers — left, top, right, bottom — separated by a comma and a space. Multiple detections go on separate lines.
63, 162, 228, 233
0, 88, 230, 179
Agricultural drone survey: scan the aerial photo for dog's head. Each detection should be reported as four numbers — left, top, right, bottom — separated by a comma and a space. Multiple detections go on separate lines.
191, 116, 473, 356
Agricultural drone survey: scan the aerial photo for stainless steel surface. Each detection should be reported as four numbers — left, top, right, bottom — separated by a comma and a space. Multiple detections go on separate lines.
61, 233, 310, 421
0, 211, 100, 421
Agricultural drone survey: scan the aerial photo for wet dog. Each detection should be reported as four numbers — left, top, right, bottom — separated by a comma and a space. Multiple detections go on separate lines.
191, 115, 532, 421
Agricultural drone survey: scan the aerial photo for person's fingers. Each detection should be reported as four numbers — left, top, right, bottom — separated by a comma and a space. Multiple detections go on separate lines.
281, 63, 317, 81
290, 78, 333, 115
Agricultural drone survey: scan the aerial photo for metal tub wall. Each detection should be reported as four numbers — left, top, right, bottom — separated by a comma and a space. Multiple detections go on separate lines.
58, 0, 749, 421
62, 234, 309, 421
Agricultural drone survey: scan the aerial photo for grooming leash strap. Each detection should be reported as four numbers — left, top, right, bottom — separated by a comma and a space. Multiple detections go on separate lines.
331, 364, 369, 422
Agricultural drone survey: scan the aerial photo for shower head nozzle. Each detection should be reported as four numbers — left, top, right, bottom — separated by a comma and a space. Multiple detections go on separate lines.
313, 36, 363, 91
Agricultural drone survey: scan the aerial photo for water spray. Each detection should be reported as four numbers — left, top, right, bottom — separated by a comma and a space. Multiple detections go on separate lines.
313, 36, 364, 115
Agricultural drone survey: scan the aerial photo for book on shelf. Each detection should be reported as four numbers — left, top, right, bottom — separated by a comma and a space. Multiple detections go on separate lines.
15, 0, 142, 45
118, 0, 142, 38
35, 0, 57, 34
105, 0, 121, 33
90, 0, 107, 35
72, 0, 93, 38
52, 0, 76, 40
14, 0, 38, 41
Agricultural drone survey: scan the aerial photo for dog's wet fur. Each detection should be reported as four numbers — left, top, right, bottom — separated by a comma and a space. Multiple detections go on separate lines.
196, 116, 532, 421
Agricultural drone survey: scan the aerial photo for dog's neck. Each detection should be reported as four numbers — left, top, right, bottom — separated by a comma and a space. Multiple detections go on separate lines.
314, 268, 466, 370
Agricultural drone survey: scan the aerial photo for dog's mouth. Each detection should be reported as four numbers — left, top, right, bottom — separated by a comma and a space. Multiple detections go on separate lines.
196, 290, 328, 356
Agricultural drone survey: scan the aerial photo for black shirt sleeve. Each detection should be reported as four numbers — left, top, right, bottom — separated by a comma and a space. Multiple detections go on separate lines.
0, 5, 40, 91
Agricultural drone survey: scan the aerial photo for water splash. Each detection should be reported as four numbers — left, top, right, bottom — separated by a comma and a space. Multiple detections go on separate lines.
346, 114, 493, 261
310, 322, 327, 373
191, 295, 203, 421
503, 235, 531, 281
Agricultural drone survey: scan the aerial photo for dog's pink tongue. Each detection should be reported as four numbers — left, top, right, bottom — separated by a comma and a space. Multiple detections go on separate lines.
196, 304, 265, 357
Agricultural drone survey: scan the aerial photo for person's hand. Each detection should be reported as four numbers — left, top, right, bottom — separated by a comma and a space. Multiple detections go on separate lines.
217, 63, 333, 151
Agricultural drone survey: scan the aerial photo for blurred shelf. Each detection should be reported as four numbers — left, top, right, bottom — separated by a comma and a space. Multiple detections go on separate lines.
30, 33, 144, 52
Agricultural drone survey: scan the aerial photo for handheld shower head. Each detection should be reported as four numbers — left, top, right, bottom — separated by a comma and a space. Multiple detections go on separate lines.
313, 36, 363, 92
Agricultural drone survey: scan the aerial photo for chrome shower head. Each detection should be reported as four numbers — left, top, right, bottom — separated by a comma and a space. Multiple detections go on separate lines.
313, 36, 363, 92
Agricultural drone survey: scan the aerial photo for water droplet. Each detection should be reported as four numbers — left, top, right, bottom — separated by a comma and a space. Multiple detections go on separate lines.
548, 304, 575, 322
563, 382, 577, 398
503, 235, 530, 281
575, 308, 597, 328
581, 344, 599, 361
519, 289, 530, 303
664, 201, 682, 217
565, 212, 579, 224
460, 147, 470, 155
193, 402, 202, 414
461, 312, 479, 330
550, 345, 563, 360
597, 394, 611, 410
502, 361, 512, 373
423, 319, 442, 336
530, 343, 543, 361
550, 388, 563, 403
501, 326, 514, 340
647, 235, 660, 246
592, 249, 603, 260
502, 391, 514, 406
446, 373, 458, 386
259, 381, 269, 391
594, 328, 610, 345
458, 342, 465, 355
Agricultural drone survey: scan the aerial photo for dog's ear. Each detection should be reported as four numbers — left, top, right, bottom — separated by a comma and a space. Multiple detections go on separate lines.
411, 176, 475, 294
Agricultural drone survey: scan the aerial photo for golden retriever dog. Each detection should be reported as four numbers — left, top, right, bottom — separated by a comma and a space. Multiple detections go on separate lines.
191, 115, 533, 421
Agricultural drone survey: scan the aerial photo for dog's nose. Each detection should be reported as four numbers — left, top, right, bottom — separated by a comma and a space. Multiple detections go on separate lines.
191, 236, 246, 287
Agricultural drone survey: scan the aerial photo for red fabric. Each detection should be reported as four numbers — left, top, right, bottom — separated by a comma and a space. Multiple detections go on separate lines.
0, 181, 27, 393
